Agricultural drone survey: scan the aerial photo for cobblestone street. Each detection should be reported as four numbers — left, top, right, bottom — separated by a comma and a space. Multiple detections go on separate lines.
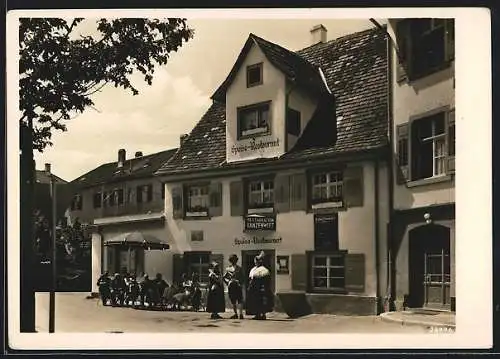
35, 293, 429, 334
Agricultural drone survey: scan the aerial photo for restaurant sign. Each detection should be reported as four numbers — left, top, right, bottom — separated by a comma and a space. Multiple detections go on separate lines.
234, 237, 282, 245
244, 213, 276, 231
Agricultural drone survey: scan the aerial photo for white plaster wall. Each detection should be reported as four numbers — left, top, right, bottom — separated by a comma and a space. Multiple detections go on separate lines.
226, 41, 286, 163
286, 84, 318, 151
387, 23, 455, 210
164, 161, 380, 296
376, 162, 390, 298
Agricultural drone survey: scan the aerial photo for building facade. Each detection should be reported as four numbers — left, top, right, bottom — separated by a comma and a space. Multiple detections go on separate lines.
67, 148, 177, 294
388, 19, 455, 311
156, 26, 392, 315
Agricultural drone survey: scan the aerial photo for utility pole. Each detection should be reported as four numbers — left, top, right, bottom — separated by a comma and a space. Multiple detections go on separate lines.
20, 120, 35, 332
47, 163, 57, 333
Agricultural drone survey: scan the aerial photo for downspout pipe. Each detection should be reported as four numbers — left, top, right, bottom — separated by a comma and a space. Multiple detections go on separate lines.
370, 18, 396, 311
374, 158, 381, 313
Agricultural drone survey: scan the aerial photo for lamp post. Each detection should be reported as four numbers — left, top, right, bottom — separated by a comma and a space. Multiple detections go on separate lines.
46, 163, 57, 333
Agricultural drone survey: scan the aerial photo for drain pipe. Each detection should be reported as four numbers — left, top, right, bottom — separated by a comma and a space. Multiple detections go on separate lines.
370, 18, 397, 312
374, 158, 381, 313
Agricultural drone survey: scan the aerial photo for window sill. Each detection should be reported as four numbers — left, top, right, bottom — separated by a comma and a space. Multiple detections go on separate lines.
247, 207, 275, 215
407, 174, 453, 188
307, 289, 348, 295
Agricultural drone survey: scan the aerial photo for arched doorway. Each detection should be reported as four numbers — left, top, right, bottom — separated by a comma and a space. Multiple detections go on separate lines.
408, 224, 451, 310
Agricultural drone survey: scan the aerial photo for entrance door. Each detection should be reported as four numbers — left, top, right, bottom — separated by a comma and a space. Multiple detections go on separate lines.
409, 224, 451, 310
241, 249, 275, 292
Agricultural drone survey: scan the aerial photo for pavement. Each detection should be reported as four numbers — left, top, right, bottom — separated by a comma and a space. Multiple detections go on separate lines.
35, 292, 445, 334
380, 308, 456, 330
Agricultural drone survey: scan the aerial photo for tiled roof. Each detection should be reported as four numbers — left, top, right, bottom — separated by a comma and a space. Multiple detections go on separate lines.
156, 27, 388, 176
35, 170, 67, 184
212, 33, 328, 102
71, 148, 178, 190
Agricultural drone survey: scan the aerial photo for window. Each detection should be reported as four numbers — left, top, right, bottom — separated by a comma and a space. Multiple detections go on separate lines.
311, 171, 343, 205
186, 185, 209, 216
398, 18, 454, 80
311, 253, 345, 291
93, 192, 102, 209
238, 102, 270, 139
287, 108, 301, 136
411, 113, 447, 180
246, 63, 263, 87
71, 194, 82, 211
186, 252, 210, 284
247, 179, 274, 211
136, 184, 153, 203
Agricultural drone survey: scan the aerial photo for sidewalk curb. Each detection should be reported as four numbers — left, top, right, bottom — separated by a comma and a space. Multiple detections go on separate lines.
379, 312, 456, 329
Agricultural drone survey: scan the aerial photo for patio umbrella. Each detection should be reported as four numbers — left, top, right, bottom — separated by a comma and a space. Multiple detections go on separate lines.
103, 232, 170, 250
104, 232, 170, 273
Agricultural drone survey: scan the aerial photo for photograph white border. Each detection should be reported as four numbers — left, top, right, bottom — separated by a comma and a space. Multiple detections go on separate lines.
6, 7, 493, 350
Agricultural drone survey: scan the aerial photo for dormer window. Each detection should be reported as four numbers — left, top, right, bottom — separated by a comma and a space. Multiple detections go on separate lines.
246, 63, 263, 87
238, 101, 271, 139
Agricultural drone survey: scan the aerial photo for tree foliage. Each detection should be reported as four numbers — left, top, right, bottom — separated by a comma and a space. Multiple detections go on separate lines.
19, 18, 194, 151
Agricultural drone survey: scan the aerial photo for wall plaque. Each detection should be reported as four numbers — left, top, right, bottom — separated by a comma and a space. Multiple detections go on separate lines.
276, 255, 289, 274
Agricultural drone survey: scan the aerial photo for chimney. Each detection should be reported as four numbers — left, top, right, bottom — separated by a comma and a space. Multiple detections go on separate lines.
135, 151, 143, 158
117, 149, 126, 168
310, 24, 327, 45
44, 163, 51, 174
180, 134, 189, 146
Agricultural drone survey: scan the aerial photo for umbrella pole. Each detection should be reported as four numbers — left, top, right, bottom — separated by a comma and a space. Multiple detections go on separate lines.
128, 246, 131, 273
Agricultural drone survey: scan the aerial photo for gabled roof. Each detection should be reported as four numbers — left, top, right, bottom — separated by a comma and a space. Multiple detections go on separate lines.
35, 170, 67, 184
211, 33, 329, 102
71, 148, 178, 190
156, 27, 388, 177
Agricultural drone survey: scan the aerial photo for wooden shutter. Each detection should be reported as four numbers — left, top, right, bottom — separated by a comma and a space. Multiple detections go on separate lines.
290, 173, 307, 211
147, 184, 153, 202
396, 123, 410, 184
395, 19, 411, 82
291, 253, 307, 291
136, 185, 143, 203
343, 166, 364, 208
209, 253, 224, 269
445, 19, 455, 62
171, 185, 184, 219
172, 253, 185, 286
209, 182, 223, 217
230, 181, 244, 216
344, 253, 365, 293
447, 109, 455, 174
275, 175, 290, 213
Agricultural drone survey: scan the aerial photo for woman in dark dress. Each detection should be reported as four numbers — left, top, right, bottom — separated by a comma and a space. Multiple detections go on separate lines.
246, 251, 274, 320
206, 261, 225, 319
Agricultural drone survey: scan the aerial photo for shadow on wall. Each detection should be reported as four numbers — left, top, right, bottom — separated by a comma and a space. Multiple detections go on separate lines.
409, 65, 454, 95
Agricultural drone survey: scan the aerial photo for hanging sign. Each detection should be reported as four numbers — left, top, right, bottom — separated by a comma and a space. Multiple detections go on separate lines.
244, 213, 276, 231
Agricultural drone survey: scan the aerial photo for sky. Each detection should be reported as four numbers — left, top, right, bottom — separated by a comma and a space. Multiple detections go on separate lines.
34, 18, 385, 181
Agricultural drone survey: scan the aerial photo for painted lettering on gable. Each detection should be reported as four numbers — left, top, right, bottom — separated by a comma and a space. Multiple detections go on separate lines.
231, 137, 280, 155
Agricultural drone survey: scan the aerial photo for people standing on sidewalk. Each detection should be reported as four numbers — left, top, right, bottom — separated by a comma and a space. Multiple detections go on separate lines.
224, 254, 244, 320
246, 251, 274, 320
206, 261, 225, 319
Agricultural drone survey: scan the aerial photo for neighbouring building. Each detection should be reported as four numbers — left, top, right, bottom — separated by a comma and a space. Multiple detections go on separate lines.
67, 148, 177, 295
156, 26, 391, 315
388, 19, 455, 311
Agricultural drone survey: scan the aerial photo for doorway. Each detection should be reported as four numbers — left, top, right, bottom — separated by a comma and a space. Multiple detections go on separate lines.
408, 224, 451, 310
241, 249, 276, 291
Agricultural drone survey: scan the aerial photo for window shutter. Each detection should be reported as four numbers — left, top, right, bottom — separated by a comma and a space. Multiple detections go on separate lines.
395, 19, 411, 82
396, 123, 410, 184
445, 19, 455, 62
209, 253, 224, 269
136, 186, 143, 203
230, 181, 244, 216
344, 253, 365, 293
343, 166, 364, 208
209, 182, 223, 217
172, 253, 185, 286
275, 175, 290, 213
147, 184, 153, 202
291, 253, 307, 291
171, 185, 184, 219
290, 173, 307, 211
447, 109, 455, 174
